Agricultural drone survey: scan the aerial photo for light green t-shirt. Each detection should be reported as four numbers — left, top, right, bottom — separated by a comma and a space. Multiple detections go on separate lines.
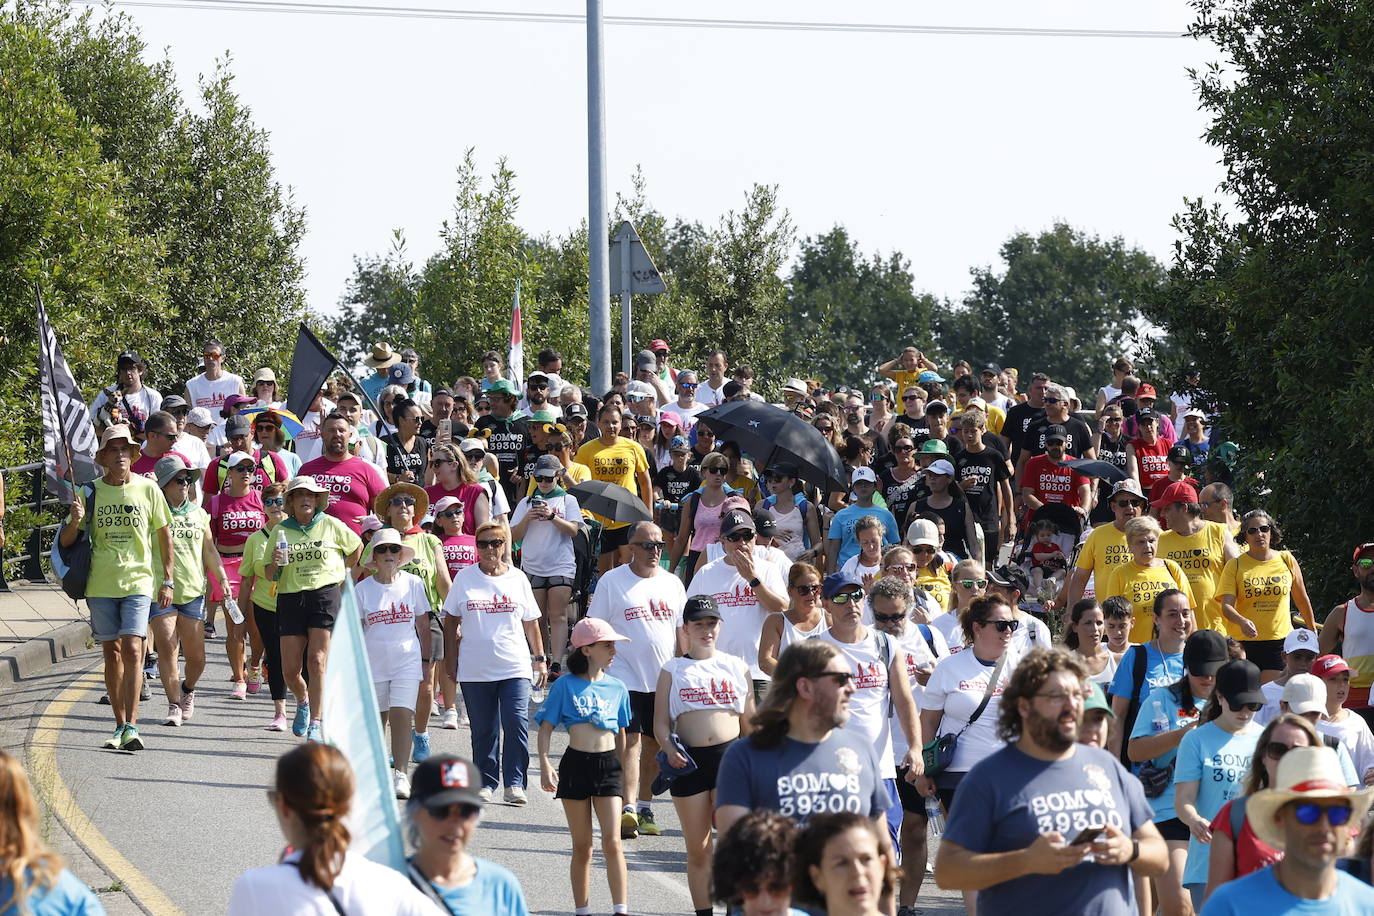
360, 530, 444, 613
241, 527, 279, 612
167, 502, 211, 605
272, 514, 362, 595
83, 476, 172, 599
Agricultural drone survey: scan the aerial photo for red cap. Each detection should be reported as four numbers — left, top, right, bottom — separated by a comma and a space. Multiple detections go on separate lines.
1312, 654, 1351, 678
1137, 383, 1158, 400
1354, 543, 1374, 563
1150, 480, 1200, 508
649, 339, 670, 353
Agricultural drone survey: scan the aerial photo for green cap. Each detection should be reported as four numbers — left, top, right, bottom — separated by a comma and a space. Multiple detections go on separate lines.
486, 379, 520, 397
530, 410, 557, 424
1085, 682, 1115, 719
918, 439, 950, 455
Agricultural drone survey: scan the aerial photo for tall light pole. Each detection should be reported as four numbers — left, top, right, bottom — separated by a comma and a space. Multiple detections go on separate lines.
586, 0, 610, 394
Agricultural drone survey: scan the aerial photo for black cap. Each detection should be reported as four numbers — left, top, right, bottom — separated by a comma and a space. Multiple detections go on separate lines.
433, 386, 454, 398
752, 508, 778, 537
1045, 424, 1069, 443
766, 461, 799, 479
720, 510, 755, 538
409, 755, 486, 809
981, 363, 1002, 374
683, 594, 722, 622
1216, 659, 1265, 708
564, 402, 588, 419
117, 350, 144, 368
1183, 629, 1229, 677
225, 415, 252, 437
1136, 407, 1159, 424
925, 400, 949, 415
1167, 444, 1192, 465
987, 564, 1029, 593
723, 380, 743, 400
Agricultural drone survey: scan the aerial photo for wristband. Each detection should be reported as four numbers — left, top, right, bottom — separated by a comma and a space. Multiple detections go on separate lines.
1127, 838, 1139, 864
748, 577, 761, 589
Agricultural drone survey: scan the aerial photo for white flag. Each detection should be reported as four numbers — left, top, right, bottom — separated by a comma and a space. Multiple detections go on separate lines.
37, 293, 100, 501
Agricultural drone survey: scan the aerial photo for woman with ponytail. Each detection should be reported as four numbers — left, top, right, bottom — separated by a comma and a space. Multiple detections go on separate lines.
0, 750, 101, 915
228, 743, 439, 914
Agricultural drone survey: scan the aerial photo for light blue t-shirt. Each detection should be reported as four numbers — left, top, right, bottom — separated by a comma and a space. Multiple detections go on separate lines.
532, 672, 632, 732
1127, 683, 1207, 822
829, 504, 900, 566
0, 869, 105, 916
429, 857, 528, 916
1175, 720, 1261, 887
1107, 642, 1185, 702
1201, 865, 1374, 915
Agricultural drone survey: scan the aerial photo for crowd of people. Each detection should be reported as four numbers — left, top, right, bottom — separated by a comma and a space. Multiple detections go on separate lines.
11, 339, 1374, 915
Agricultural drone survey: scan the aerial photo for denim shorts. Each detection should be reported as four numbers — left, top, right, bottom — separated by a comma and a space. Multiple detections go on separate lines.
151, 595, 206, 621
88, 595, 153, 642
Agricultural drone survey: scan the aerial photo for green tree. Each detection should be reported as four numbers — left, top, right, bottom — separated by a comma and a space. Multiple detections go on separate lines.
1147, 0, 1374, 610
785, 226, 938, 386
934, 223, 1164, 394
331, 230, 420, 371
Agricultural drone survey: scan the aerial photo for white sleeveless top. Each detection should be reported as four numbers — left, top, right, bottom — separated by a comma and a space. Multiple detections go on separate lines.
817, 630, 896, 778
1342, 598, 1374, 695
766, 501, 807, 560
663, 652, 752, 720
779, 613, 828, 655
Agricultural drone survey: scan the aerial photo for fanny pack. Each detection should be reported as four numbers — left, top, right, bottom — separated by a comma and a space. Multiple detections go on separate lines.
922, 652, 1008, 776
1137, 760, 1175, 798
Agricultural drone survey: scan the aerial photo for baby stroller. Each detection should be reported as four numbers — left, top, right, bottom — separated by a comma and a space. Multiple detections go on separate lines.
1012, 503, 1083, 615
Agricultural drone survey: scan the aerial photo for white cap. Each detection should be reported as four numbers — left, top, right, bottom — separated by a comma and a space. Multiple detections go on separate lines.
906, 519, 940, 549
459, 437, 487, 454
783, 378, 808, 395
926, 459, 956, 477
1281, 673, 1327, 717
625, 380, 656, 400
850, 466, 877, 485
1283, 628, 1319, 655
186, 407, 214, 428
225, 450, 256, 469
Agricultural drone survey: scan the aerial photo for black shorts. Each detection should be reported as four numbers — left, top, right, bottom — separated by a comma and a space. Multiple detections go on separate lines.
528, 574, 575, 590
1156, 817, 1191, 842
277, 584, 341, 637
668, 741, 732, 798
557, 748, 624, 800
894, 765, 926, 814
426, 613, 442, 663
935, 770, 966, 816
1242, 638, 1285, 672
599, 525, 630, 554
627, 690, 656, 734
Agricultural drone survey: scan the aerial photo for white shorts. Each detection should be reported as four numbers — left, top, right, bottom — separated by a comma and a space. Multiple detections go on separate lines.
374, 678, 421, 712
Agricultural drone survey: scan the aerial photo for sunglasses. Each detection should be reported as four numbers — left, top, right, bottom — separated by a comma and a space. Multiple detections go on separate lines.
1043, 396, 1062, 404
724, 531, 755, 543
1246, 525, 1272, 534
1358, 558, 1374, 570
463, 452, 483, 461
170, 475, 195, 486
874, 612, 907, 623
894, 444, 915, 452
705, 466, 727, 474
680, 382, 698, 389
902, 395, 922, 401
829, 590, 863, 604
476, 539, 505, 548
231, 464, 255, 473
767, 474, 791, 483
541, 423, 568, 435
912, 546, 936, 555
634, 541, 666, 552
527, 382, 549, 390
203, 352, 223, 359
812, 671, 855, 687
1112, 499, 1145, 508
983, 619, 1020, 633
264, 497, 284, 507
373, 543, 403, 555
390, 496, 416, 507
793, 584, 821, 595
1264, 740, 1302, 760
425, 802, 481, 821
958, 579, 989, 589
815, 425, 834, 432
885, 563, 918, 572
1292, 802, 1353, 827
439, 509, 463, 519
432, 458, 456, 466
534, 475, 558, 483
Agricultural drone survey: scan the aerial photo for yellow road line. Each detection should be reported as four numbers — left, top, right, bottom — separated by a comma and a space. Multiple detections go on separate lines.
28, 669, 185, 915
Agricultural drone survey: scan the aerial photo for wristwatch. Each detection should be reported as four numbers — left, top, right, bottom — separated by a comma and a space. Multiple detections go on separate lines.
1127, 838, 1140, 864
161, 578, 174, 588
748, 577, 761, 588
532, 655, 547, 662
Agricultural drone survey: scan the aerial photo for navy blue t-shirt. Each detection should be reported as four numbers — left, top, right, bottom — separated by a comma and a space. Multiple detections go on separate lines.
943, 743, 1153, 916
715, 730, 888, 824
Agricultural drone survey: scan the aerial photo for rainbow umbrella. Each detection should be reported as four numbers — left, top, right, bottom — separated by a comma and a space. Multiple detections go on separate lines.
240, 405, 305, 437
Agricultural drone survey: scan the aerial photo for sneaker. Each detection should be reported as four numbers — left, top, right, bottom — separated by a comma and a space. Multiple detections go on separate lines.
139, 684, 151, 702
143, 653, 158, 676
412, 731, 432, 763
231, 680, 248, 700
440, 707, 460, 730
478, 787, 495, 803
305, 721, 323, 743
432, 704, 443, 719
179, 687, 195, 721
636, 809, 660, 836
266, 713, 288, 732
163, 703, 182, 727
394, 769, 411, 800
120, 724, 144, 751
102, 725, 125, 750
246, 667, 262, 695
292, 704, 311, 737
620, 809, 639, 839
97, 694, 111, 705
504, 785, 527, 805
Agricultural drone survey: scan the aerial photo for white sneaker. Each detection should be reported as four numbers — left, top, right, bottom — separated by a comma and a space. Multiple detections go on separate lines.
478, 787, 495, 803
163, 703, 182, 727
504, 785, 527, 805
441, 707, 460, 730
394, 769, 411, 800
431, 704, 442, 719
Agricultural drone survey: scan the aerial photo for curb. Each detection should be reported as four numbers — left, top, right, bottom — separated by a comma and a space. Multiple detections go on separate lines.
0, 620, 93, 688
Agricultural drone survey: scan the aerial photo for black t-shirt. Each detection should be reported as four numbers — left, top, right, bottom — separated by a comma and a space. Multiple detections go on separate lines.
956, 448, 1011, 524
879, 467, 925, 528
474, 414, 531, 488
420, 418, 471, 442
1020, 416, 1093, 461
893, 415, 932, 441
385, 435, 432, 482
1003, 402, 1046, 462
914, 496, 973, 559
654, 465, 701, 506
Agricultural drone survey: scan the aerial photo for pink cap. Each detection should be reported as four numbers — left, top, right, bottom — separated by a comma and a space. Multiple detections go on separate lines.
1312, 654, 1351, 678
658, 410, 683, 428
569, 617, 630, 649
432, 496, 462, 514
359, 515, 384, 534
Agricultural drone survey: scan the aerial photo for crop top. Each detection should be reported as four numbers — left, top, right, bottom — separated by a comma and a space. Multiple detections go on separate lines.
533, 673, 632, 732
662, 652, 752, 720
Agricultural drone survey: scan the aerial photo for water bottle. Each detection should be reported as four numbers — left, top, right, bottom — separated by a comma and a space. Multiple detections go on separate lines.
275, 530, 289, 564
224, 597, 245, 625
925, 796, 945, 836
1151, 699, 1169, 733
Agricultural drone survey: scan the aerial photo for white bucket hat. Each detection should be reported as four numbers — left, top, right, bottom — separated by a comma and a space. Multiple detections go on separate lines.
365, 527, 416, 569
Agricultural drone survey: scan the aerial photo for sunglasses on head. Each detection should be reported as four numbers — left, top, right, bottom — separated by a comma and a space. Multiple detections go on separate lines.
476, 538, 505, 548
983, 618, 1020, 633
829, 590, 863, 604
1358, 558, 1374, 570
1246, 524, 1272, 534
724, 531, 755, 543
373, 543, 403, 555
958, 578, 988, 589
1292, 802, 1353, 827
390, 496, 416, 507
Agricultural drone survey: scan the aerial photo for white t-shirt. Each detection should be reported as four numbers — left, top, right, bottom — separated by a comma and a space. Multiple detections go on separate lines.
174, 433, 211, 470
228, 851, 440, 916
704, 542, 792, 581
1320, 712, 1374, 780
663, 652, 752, 720
888, 624, 947, 758
90, 385, 162, 428
698, 379, 727, 407
355, 572, 428, 682
931, 609, 964, 653
294, 407, 330, 465
442, 565, 540, 683
687, 557, 786, 680
185, 372, 243, 438
674, 401, 708, 423
509, 492, 581, 577
840, 554, 881, 583
1256, 679, 1286, 726
1013, 611, 1053, 655
818, 629, 897, 778
586, 564, 686, 692
923, 649, 1013, 773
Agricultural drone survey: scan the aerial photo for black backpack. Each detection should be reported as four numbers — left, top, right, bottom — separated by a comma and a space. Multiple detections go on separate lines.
57, 486, 97, 601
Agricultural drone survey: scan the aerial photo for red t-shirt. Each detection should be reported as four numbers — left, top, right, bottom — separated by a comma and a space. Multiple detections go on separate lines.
1131, 438, 1172, 491
209, 490, 267, 549
1211, 798, 1282, 879
299, 455, 388, 534
440, 533, 479, 579
425, 483, 488, 536
1019, 455, 1090, 507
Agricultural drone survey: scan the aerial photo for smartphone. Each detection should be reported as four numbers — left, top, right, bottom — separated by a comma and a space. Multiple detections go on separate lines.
1069, 826, 1105, 846
438, 418, 452, 444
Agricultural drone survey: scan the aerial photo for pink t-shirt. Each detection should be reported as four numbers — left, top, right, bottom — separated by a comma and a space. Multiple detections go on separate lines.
205, 448, 288, 495
210, 490, 267, 549
299, 455, 388, 534
132, 449, 191, 481
426, 483, 487, 536
440, 534, 479, 579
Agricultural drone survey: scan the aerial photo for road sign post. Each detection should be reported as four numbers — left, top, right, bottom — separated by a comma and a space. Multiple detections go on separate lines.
610, 220, 667, 376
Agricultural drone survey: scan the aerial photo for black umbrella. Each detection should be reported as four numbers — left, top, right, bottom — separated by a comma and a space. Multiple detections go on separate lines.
1062, 459, 1128, 483
568, 480, 653, 525
695, 401, 847, 491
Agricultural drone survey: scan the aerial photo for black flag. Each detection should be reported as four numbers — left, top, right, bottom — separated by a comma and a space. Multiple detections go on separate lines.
37, 289, 100, 501
286, 324, 342, 419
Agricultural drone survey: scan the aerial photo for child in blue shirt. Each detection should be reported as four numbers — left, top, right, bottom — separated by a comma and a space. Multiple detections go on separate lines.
535, 617, 634, 916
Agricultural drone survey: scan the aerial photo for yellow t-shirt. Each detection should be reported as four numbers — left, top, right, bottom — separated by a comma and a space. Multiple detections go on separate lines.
167, 504, 212, 605
83, 476, 172, 599
272, 514, 363, 595
573, 437, 650, 530
1102, 558, 1196, 643
953, 402, 1006, 435
524, 461, 591, 499
1217, 551, 1296, 641
887, 368, 924, 393
1159, 521, 1230, 634
241, 527, 280, 612
1075, 523, 1135, 596
915, 566, 952, 612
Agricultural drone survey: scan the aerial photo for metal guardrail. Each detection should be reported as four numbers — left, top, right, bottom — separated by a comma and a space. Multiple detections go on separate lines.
1, 462, 61, 592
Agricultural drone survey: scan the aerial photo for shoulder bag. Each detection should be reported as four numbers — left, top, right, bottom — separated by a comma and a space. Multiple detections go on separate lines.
922, 651, 1009, 775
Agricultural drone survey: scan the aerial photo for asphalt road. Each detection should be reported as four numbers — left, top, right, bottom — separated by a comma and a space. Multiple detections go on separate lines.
3, 641, 964, 915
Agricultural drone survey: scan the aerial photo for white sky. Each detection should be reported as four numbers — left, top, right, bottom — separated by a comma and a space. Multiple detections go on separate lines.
98, 0, 1225, 317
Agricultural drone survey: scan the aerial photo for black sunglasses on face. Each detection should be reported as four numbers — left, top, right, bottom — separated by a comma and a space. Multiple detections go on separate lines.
793, 583, 821, 595
1246, 525, 1272, 534
982, 618, 1020, 632
390, 496, 416, 507
724, 531, 755, 542
374, 543, 403, 555
476, 538, 505, 548
874, 612, 907, 623
170, 476, 194, 486
425, 802, 481, 821
439, 509, 463, 519
231, 464, 255, 473
812, 671, 854, 686
634, 541, 665, 551
534, 475, 557, 483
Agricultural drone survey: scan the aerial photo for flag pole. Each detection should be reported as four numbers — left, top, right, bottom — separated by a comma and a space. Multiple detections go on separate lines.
298, 324, 403, 462
35, 284, 79, 503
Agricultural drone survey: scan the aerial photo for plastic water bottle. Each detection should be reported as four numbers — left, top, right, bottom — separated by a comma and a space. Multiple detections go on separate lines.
275, 530, 289, 563
925, 796, 945, 836
224, 597, 245, 625
1151, 699, 1169, 733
